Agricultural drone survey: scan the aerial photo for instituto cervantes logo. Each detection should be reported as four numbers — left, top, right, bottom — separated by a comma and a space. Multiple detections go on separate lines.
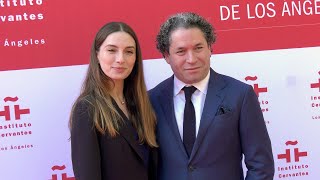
277, 140, 309, 178
310, 71, 320, 120
310, 71, 320, 92
49, 165, 75, 180
1, 0, 46, 48
0, 96, 33, 152
0, 96, 30, 121
245, 76, 269, 116
245, 75, 268, 97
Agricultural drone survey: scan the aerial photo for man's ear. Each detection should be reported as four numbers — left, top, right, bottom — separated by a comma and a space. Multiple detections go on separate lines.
208, 44, 213, 53
163, 53, 170, 64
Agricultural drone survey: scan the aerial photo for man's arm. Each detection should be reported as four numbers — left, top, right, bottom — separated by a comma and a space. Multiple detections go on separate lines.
240, 85, 275, 180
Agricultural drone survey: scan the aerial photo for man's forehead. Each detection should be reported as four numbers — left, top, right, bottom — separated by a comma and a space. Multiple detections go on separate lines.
169, 28, 207, 48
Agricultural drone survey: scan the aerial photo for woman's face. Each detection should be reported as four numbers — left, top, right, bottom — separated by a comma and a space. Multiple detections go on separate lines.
97, 31, 136, 83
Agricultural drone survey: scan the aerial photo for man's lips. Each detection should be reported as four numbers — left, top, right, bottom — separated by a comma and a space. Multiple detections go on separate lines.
185, 67, 200, 70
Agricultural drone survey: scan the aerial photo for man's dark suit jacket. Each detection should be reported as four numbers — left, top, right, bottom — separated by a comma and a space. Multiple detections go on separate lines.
71, 100, 157, 180
149, 69, 274, 180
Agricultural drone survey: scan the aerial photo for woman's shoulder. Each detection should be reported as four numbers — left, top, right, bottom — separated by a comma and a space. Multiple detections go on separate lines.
72, 96, 95, 117
71, 97, 96, 131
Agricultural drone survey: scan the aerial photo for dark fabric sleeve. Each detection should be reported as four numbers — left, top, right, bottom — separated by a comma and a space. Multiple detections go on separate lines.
148, 147, 158, 180
240, 86, 275, 180
71, 101, 102, 180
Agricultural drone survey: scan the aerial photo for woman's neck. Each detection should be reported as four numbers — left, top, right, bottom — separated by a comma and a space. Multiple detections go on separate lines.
110, 80, 125, 105
110, 79, 129, 118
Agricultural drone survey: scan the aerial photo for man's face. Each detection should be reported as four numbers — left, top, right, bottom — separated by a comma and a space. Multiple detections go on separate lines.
165, 27, 211, 84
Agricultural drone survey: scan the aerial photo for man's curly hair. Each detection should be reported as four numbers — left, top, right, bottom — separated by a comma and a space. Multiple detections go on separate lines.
156, 12, 216, 56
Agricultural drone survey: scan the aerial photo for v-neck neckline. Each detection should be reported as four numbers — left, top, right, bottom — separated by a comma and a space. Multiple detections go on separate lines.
111, 97, 129, 120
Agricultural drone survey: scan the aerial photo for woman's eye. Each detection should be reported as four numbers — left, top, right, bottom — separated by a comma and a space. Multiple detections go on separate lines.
126, 51, 134, 54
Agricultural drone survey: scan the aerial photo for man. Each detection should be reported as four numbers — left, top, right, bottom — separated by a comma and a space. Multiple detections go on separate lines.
149, 12, 274, 180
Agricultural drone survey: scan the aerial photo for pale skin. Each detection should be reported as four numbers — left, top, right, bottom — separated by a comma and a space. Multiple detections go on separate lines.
97, 31, 136, 117
165, 27, 212, 84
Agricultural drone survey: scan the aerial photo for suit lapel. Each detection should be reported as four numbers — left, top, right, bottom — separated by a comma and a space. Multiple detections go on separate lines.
158, 76, 188, 158
113, 101, 147, 163
118, 121, 146, 162
190, 69, 227, 160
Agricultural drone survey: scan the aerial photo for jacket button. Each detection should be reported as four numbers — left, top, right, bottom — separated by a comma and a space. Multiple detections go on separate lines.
188, 165, 195, 171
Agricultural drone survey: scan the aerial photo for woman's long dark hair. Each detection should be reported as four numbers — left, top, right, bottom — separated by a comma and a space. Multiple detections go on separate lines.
69, 22, 157, 147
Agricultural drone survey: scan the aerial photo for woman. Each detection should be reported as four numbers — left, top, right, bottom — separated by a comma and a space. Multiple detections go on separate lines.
69, 22, 157, 180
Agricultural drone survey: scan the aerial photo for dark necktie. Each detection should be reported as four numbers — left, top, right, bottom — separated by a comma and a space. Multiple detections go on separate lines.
183, 86, 197, 157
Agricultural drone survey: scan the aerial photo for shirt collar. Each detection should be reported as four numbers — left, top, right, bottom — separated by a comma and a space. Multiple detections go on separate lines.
173, 70, 210, 96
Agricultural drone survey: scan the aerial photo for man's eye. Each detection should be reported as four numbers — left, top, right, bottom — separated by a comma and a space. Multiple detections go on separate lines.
176, 50, 185, 54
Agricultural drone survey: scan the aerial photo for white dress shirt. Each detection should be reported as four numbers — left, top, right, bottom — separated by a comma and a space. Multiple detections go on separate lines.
173, 71, 210, 140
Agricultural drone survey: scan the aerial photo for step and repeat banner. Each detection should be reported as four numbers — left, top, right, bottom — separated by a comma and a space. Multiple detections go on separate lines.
1, 0, 319, 179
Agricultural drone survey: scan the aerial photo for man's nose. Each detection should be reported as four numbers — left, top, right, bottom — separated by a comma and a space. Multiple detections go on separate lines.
186, 51, 196, 63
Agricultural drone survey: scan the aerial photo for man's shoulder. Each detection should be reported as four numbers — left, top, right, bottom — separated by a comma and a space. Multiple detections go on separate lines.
215, 72, 250, 90
148, 76, 173, 96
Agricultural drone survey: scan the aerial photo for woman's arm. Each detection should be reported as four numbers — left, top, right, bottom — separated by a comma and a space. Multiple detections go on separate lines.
71, 101, 102, 180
